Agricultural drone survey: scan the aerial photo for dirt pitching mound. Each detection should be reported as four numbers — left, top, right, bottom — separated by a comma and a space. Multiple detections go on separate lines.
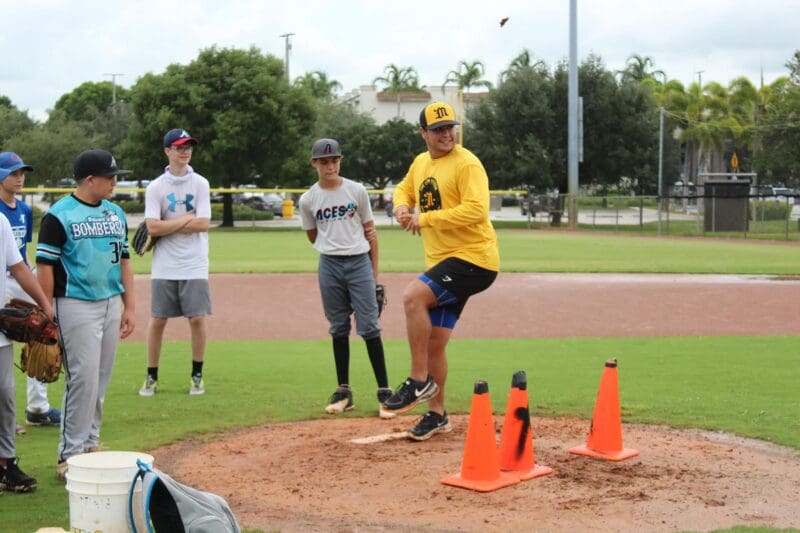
150, 415, 800, 532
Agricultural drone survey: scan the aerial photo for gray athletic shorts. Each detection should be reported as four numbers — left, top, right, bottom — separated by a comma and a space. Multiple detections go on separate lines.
151, 279, 212, 318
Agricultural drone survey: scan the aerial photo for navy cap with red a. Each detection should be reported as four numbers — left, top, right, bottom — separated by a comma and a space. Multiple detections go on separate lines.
164, 128, 198, 147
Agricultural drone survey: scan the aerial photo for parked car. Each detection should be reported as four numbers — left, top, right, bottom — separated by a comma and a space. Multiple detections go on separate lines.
233, 184, 259, 205
112, 180, 138, 201
752, 185, 795, 204
245, 193, 284, 216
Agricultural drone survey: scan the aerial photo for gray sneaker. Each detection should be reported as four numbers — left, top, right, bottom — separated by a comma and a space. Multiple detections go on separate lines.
139, 375, 158, 397
189, 375, 205, 395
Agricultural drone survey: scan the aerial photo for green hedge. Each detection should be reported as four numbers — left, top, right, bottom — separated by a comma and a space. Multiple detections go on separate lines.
211, 204, 275, 221
751, 200, 792, 221
577, 196, 658, 209
116, 200, 144, 213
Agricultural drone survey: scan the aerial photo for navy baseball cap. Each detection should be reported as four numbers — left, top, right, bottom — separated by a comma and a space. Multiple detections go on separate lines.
0, 152, 34, 180
311, 138, 342, 159
163, 128, 198, 147
73, 149, 131, 180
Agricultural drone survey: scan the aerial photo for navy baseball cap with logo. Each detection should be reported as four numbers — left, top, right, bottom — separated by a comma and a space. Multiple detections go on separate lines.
0, 152, 34, 180
311, 138, 342, 159
419, 102, 459, 130
163, 128, 198, 147
73, 149, 132, 180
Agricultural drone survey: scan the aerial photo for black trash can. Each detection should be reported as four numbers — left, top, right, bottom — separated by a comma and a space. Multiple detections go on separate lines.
703, 180, 750, 232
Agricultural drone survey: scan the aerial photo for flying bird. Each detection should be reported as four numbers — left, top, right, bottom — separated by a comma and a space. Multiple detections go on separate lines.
500, 17, 510, 27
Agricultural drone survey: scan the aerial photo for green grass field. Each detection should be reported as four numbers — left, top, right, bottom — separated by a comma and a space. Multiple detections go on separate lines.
126, 226, 800, 274
4, 228, 799, 531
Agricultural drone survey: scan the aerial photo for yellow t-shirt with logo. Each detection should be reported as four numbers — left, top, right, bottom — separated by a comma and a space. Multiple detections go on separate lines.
393, 145, 499, 272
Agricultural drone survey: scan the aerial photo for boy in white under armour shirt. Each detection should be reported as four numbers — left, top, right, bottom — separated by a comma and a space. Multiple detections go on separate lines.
139, 129, 212, 397
298, 138, 392, 418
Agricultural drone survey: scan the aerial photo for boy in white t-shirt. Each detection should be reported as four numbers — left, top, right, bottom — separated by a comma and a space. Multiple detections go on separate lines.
138, 129, 212, 397
298, 138, 392, 418
0, 197, 55, 492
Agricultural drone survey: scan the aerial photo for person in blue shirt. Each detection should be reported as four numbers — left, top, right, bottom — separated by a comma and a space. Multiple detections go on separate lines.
37, 149, 136, 481
0, 152, 61, 429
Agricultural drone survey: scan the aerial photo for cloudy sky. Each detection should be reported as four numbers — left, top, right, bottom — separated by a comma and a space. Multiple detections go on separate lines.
2, 0, 797, 121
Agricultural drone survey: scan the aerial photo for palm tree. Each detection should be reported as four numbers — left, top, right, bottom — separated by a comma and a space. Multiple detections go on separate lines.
293, 71, 342, 101
443, 60, 492, 144
500, 49, 548, 82
618, 54, 666, 84
443, 60, 493, 92
373, 64, 425, 117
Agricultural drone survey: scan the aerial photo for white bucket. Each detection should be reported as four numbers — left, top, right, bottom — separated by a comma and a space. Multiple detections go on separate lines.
65, 451, 154, 533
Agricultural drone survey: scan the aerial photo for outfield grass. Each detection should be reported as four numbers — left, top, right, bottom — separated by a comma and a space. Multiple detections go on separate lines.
126, 226, 800, 275
2, 335, 799, 530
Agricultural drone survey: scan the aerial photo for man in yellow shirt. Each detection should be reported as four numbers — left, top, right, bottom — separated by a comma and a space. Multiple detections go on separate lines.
382, 102, 499, 440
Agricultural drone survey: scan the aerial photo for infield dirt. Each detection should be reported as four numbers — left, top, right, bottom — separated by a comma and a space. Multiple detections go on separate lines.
141, 273, 800, 532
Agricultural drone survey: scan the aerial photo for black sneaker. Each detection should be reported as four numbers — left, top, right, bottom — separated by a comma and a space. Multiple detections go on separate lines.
382, 375, 439, 415
0, 458, 37, 493
324, 386, 354, 414
408, 411, 453, 441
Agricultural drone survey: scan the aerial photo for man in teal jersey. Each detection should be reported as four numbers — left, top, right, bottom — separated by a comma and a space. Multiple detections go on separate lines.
36, 149, 136, 481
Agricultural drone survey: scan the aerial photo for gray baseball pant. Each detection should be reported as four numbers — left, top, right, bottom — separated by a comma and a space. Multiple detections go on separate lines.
318, 253, 381, 338
57, 296, 122, 462
0, 345, 16, 458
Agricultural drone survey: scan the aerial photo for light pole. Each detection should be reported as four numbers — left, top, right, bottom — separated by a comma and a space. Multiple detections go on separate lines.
567, 0, 579, 229
695, 70, 704, 88
104, 73, 124, 106
279, 33, 295, 82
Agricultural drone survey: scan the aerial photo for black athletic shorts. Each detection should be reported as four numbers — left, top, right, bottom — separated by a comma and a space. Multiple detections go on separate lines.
420, 257, 497, 321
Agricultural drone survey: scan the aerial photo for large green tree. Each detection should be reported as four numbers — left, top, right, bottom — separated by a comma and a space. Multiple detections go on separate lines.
786, 50, 800, 85
469, 62, 558, 190
0, 97, 36, 149
342, 117, 420, 199
122, 46, 316, 226
470, 54, 663, 194
755, 77, 800, 184
4, 119, 92, 185
53, 81, 131, 122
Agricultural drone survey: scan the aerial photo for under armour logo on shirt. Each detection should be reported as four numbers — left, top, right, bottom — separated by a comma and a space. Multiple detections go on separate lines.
167, 192, 195, 212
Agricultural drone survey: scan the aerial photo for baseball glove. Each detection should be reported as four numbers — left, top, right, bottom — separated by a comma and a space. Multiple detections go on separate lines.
132, 221, 157, 256
20, 340, 62, 383
376, 284, 387, 318
0, 299, 59, 345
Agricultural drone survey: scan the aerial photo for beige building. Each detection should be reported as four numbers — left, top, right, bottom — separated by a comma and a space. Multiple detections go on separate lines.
339, 85, 488, 125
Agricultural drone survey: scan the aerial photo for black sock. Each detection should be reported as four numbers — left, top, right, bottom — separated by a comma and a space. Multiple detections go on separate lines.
365, 336, 388, 388
192, 361, 203, 377
332, 336, 350, 386
147, 367, 158, 380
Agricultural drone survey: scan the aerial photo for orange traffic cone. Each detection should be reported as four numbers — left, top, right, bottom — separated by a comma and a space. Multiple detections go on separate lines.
498, 371, 553, 480
569, 359, 639, 461
441, 380, 520, 492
